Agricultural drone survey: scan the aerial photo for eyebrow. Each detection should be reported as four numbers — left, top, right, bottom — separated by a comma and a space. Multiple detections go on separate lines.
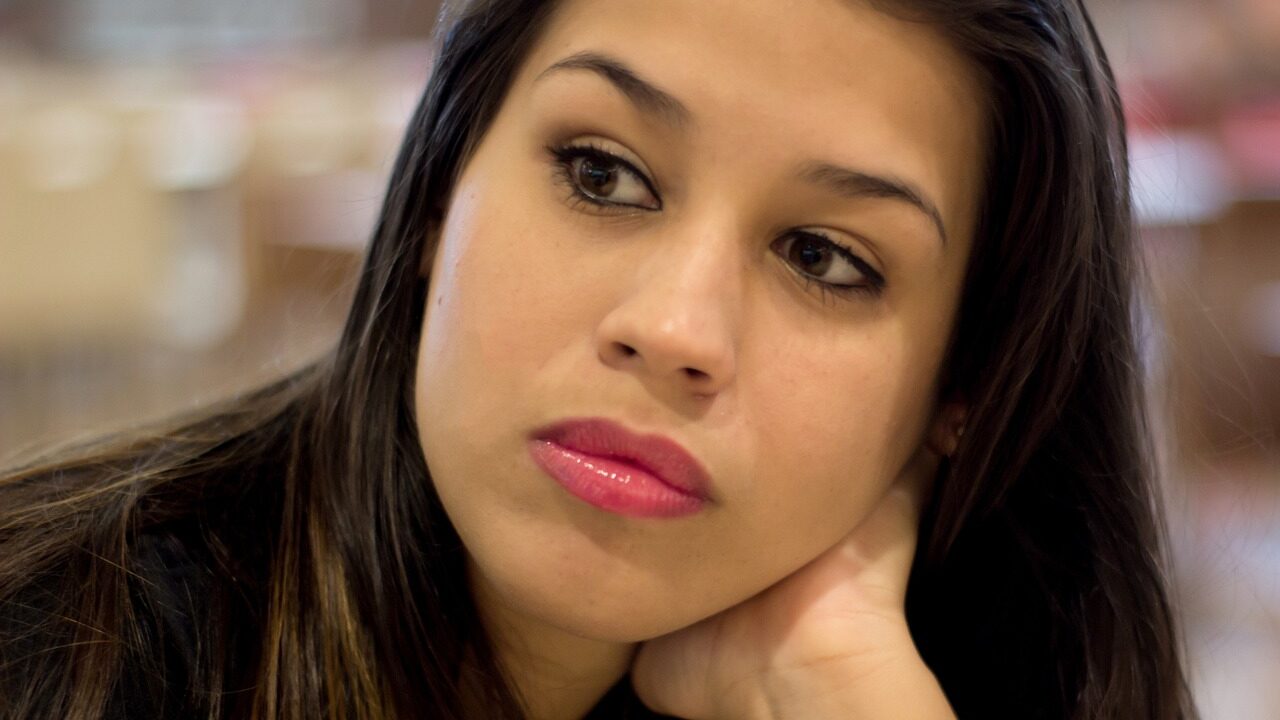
536, 51, 693, 129
800, 163, 949, 246
537, 51, 948, 246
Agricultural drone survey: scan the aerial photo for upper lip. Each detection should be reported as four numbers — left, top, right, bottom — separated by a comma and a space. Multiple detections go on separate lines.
530, 417, 715, 501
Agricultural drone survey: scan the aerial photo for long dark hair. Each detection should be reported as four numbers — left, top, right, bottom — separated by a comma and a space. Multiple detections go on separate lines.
0, 1, 1197, 718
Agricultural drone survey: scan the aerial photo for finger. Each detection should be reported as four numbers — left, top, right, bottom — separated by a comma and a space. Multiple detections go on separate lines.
631, 621, 720, 720
855, 444, 939, 549
895, 442, 943, 528
831, 445, 942, 600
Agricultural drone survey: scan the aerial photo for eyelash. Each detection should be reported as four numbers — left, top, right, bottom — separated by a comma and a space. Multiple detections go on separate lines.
545, 141, 886, 302
547, 141, 660, 212
786, 231, 886, 302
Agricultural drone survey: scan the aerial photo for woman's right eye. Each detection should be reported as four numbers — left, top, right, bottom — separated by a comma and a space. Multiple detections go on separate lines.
549, 144, 661, 211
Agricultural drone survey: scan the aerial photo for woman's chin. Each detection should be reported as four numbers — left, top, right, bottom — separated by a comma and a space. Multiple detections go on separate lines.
463, 527, 733, 645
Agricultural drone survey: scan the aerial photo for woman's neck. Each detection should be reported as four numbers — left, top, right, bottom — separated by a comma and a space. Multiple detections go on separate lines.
467, 559, 637, 720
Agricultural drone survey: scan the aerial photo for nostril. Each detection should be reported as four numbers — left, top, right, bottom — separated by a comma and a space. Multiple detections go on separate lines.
683, 367, 708, 380
615, 342, 638, 358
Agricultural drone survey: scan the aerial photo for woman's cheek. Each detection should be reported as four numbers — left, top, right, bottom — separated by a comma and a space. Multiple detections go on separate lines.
747, 343, 911, 520
431, 210, 561, 376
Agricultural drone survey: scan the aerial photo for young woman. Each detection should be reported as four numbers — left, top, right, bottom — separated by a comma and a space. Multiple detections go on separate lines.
0, 0, 1198, 718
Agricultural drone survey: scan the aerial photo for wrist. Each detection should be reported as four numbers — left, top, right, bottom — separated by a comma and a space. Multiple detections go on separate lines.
737, 629, 956, 720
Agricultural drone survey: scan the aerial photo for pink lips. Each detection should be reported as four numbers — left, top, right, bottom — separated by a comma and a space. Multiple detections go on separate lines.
528, 418, 714, 518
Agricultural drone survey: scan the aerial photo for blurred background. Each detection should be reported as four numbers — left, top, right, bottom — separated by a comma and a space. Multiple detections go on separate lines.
0, 0, 1276, 715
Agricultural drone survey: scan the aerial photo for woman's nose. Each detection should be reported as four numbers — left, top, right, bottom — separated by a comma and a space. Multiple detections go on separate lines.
593, 234, 739, 399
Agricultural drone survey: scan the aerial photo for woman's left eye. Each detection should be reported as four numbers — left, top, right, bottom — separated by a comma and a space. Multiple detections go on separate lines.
549, 143, 661, 211
771, 231, 886, 300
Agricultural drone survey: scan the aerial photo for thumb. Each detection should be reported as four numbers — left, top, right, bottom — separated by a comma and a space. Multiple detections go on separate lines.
834, 444, 941, 607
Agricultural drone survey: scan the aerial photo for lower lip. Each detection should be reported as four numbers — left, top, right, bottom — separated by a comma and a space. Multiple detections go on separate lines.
527, 439, 707, 518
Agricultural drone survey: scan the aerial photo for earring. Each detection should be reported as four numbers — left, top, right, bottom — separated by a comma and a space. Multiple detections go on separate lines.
947, 424, 965, 458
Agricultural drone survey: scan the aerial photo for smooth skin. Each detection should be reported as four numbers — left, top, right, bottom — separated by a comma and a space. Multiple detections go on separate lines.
631, 445, 956, 719
415, 0, 985, 717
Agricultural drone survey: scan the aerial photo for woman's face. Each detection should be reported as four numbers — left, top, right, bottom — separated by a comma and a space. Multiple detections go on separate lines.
417, 0, 985, 642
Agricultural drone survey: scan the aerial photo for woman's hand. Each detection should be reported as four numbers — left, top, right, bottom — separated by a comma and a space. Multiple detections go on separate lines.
630, 445, 955, 720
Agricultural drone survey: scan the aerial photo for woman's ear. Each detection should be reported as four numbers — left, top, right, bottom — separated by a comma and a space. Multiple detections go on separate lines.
925, 399, 967, 458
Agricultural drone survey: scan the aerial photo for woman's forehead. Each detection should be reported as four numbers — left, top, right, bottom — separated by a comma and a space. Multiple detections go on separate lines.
516, 0, 989, 248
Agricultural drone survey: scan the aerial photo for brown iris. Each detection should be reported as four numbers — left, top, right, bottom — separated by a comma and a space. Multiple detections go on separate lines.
786, 235, 833, 276
575, 156, 618, 197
